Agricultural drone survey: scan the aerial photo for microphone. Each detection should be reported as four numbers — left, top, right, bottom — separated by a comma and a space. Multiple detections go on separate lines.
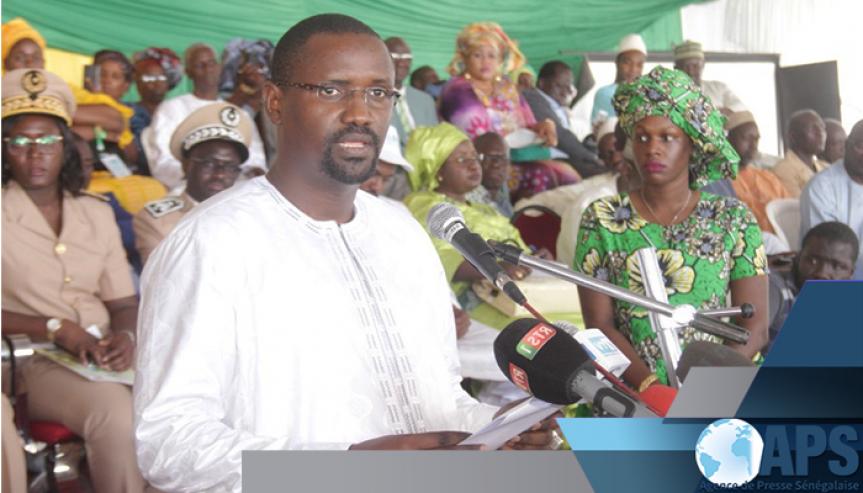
493, 318, 658, 417
553, 321, 631, 377
488, 241, 751, 344
427, 203, 526, 305
555, 321, 675, 416
676, 340, 755, 383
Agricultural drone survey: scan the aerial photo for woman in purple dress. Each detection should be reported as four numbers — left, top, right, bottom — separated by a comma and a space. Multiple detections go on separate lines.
440, 22, 580, 201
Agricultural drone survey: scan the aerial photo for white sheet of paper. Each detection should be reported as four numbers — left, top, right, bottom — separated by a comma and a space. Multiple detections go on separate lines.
460, 397, 563, 449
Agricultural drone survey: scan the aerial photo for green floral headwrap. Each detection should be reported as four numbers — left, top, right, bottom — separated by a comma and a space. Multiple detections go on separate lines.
405, 123, 470, 191
612, 66, 740, 189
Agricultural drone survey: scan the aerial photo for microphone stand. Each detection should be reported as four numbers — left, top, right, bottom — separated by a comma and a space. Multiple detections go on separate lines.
489, 242, 752, 346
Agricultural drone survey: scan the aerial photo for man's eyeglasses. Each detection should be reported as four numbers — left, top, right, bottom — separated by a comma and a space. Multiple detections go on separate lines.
188, 157, 243, 176
276, 82, 400, 108
140, 74, 168, 84
4, 135, 64, 154
479, 153, 509, 166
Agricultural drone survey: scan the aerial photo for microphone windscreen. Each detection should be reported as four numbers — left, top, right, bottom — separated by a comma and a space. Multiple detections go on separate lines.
676, 340, 754, 382
493, 318, 592, 405
426, 203, 463, 241
638, 384, 677, 417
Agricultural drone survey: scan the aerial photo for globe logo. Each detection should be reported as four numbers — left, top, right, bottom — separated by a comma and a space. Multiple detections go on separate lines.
695, 419, 764, 486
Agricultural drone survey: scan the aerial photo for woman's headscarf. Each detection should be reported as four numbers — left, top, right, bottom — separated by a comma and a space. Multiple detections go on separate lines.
218, 38, 274, 93
405, 123, 470, 192
447, 22, 526, 77
613, 65, 739, 190
2, 18, 46, 67
132, 47, 183, 90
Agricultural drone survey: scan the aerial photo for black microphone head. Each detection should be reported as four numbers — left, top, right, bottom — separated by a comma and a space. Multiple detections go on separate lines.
427, 203, 464, 243
676, 340, 755, 382
493, 318, 592, 405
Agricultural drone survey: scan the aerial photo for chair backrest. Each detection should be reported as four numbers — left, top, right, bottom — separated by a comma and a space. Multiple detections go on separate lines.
766, 198, 801, 250
511, 205, 562, 258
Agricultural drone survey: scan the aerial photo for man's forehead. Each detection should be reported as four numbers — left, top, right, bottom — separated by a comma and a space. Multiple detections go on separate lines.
296, 33, 392, 81
385, 38, 410, 53
191, 46, 215, 60
554, 70, 573, 83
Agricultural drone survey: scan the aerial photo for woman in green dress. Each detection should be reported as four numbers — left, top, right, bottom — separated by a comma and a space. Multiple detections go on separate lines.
404, 123, 532, 327
573, 66, 768, 390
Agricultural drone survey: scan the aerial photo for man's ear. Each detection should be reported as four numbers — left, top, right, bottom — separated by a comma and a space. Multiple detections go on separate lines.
263, 82, 283, 125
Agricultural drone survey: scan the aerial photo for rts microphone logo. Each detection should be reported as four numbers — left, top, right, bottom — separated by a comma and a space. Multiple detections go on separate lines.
516, 323, 556, 360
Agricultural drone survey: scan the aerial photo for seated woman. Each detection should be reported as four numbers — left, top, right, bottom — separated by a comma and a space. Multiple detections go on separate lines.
573, 66, 768, 390
1, 68, 145, 492
404, 123, 581, 331
439, 22, 579, 202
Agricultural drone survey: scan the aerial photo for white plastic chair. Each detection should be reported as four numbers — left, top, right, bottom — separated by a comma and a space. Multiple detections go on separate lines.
766, 198, 801, 251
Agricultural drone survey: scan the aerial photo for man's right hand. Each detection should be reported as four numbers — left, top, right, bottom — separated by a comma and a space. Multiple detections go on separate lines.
53, 321, 104, 366
349, 432, 480, 450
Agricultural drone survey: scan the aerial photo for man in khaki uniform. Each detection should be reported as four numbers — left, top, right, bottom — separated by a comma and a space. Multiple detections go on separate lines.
134, 101, 253, 264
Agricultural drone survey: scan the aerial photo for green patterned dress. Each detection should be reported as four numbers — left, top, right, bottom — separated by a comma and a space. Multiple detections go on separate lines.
573, 192, 767, 383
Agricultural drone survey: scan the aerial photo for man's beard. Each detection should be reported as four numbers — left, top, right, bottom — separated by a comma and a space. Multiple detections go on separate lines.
321, 126, 381, 185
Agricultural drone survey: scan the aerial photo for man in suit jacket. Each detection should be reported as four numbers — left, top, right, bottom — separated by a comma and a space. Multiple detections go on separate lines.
383, 36, 439, 199
523, 61, 605, 179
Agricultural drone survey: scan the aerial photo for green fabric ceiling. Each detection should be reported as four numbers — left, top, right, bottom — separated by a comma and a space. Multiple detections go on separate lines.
4, 0, 695, 94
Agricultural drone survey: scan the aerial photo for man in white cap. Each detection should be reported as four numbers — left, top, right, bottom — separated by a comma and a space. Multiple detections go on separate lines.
674, 40, 745, 114
133, 101, 253, 264
591, 33, 646, 125
726, 110, 790, 234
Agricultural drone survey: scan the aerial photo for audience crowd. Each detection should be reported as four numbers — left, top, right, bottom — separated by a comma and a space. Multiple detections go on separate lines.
1, 14, 860, 493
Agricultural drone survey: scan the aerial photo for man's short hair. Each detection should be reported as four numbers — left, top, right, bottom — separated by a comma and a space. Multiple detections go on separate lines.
537, 61, 570, 81
802, 221, 860, 262
271, 14, 379, 84
410, 65, 434, 87
183, 43, 215, 68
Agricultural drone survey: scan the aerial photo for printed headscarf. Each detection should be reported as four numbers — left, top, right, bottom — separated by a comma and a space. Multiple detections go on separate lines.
405, 123, 470, 192
132, 47, 183, 90
613, 65, 739, 189
218, 38, 274, 93
447, 22, 526, 77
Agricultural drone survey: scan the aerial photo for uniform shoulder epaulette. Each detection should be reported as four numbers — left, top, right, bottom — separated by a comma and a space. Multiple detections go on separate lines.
144, 196, 185, 218
79, 190, 111, 202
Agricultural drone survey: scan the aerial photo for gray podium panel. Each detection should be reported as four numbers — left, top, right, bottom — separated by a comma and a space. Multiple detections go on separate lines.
666, 367, 759, 418
244, 450, 594, 492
